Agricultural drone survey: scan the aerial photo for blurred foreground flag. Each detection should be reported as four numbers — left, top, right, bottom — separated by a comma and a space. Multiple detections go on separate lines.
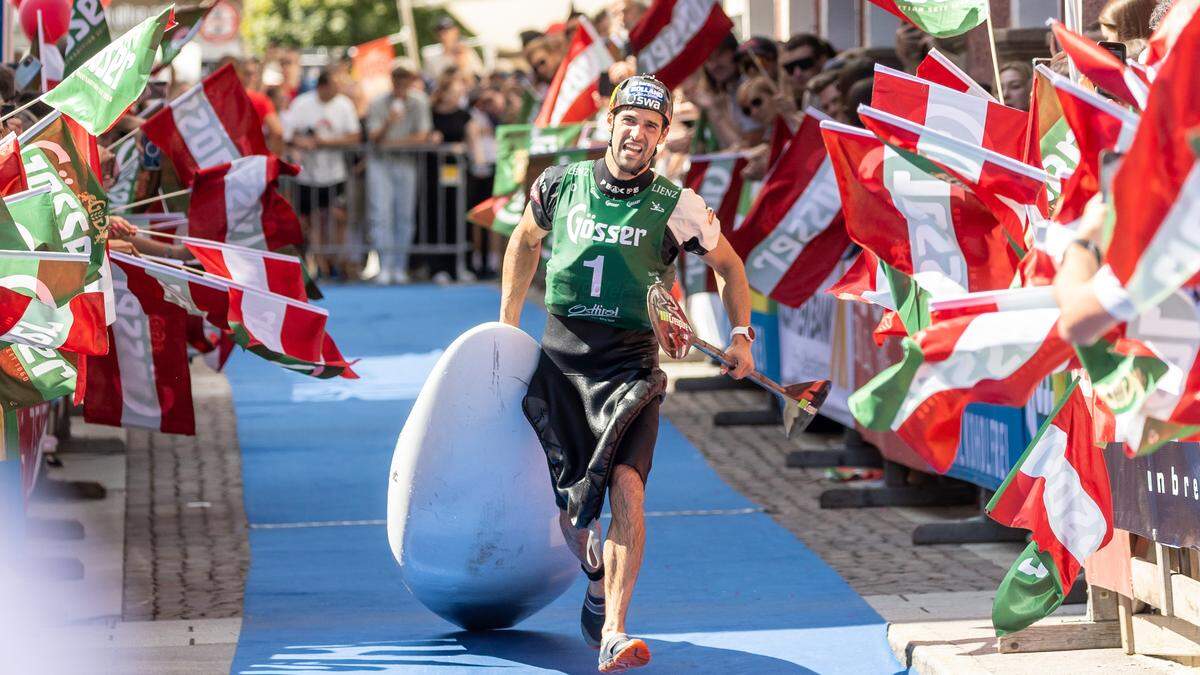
628, 0, 734, 90
535, 17, 612, 127
41, 6, 174, 134
868, 0, 988, 38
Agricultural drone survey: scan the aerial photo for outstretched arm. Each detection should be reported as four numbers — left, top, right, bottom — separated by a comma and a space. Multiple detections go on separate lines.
703, 234, 754, 378
500, 205, 549, 326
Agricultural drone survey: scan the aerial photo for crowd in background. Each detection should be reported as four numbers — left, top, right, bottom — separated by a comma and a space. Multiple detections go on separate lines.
7, 0, 1164, 288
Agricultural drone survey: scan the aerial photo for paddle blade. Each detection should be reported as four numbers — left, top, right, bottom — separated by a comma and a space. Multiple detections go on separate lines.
781, 380, 831, 439
646, 281, 693, 360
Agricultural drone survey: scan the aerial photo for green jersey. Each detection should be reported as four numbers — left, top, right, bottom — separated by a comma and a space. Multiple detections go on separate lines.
540, 160, 685, 330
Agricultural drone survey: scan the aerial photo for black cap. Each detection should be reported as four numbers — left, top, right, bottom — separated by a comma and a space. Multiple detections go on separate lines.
608, 75, 673, 125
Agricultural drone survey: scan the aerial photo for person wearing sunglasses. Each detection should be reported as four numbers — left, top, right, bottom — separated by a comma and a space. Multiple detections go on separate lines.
780, 33, 835, 105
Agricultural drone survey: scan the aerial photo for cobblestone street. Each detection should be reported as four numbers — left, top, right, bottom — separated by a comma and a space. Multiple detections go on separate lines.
660, 377, 1018, 597
122, 364, 249, 621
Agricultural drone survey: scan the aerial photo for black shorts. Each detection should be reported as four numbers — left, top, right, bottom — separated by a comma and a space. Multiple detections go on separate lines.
524, 314, 668, 526
296, 183, 345, 215
612, 398, 659, 485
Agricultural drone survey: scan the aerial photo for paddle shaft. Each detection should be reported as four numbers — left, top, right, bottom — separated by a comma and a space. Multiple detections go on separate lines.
689, 336, 793, 401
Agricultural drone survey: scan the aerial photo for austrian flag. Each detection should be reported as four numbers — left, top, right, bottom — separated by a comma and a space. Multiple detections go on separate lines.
629, 0, 734, 90
535, 18, 612, 127
141, 64, 270, 185
185, 156, 304, 252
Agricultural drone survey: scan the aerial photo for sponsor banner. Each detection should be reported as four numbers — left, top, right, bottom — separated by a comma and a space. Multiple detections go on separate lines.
1105, 441, 1200, 548
777, 265, 854, 427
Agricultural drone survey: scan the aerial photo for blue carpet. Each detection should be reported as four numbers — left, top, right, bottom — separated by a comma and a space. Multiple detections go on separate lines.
227, 284, 900, 674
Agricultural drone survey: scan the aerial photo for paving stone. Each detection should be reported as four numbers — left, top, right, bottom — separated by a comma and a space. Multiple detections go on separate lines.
122, 362, 249, 621
660, 373, 1018, 597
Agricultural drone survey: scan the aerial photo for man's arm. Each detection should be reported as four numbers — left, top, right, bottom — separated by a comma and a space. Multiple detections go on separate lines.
1053, 195, 1118, 344
702, 234, 754, 378
500, 205, 550, 326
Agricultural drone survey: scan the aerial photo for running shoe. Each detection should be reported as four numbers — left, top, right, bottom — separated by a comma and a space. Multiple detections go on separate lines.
598, 633, 650, 672
581, 590, 605, 649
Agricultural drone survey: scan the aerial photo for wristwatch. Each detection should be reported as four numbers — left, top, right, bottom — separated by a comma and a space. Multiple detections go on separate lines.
730, 325, 756, 343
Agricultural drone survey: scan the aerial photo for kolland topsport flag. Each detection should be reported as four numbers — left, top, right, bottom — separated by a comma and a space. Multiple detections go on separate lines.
159, 2, 215, 67
534, 17, 613, 127
986, 382, 1112, 635
84, 259, 194, 434
850, 307, 1073, 473
1027, 63, 1078, 204
868, 0, 988, 38
41, 5, 173, 134
729, 110, 848, 308
141, 63, 269, 185
1097, 14, 1200, 325
628, 0, 735, 90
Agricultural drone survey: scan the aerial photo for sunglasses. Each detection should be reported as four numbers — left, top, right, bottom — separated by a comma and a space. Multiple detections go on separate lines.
740, 97, 764, 116
784, 57, 817, 74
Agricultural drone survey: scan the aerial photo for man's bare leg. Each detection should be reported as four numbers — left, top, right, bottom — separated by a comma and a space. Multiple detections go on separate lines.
559, 510, 604, 597
602, 465, 646, 637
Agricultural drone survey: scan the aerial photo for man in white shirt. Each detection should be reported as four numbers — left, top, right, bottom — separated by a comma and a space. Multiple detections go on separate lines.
365, 67, 433, 284
284, 70, 361, 276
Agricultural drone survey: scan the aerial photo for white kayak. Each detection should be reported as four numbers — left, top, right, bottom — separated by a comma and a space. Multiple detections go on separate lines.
386, 321, 577, 630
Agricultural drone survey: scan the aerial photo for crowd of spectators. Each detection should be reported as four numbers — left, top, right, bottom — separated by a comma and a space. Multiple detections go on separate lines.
66, 0, 1171, 286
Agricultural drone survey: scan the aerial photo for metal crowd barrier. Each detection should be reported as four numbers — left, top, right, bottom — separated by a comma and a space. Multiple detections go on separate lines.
278, 143, 471, 282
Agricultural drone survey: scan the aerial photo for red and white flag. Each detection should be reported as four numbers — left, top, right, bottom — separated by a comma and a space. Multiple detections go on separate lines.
0, 282, 108, 355
1050, 21, 1149, 110
821, 120, 1019, 297
986, 384, 1112, 608
0, 133, 28, 196
684, 151, 747, 235
534, 17, 613, 127
84, 259, 195, 435
871, 64, 1029, 162
1043, 66, 1139, 231
110, 253, 231, 330
850, 307, 1073, 472
858, 104, 1048, 235
141, 64, 269, 185
186, 156, 304, 253
729, 110, 848, 307
227, 285, 327, 364
1097, 15, 1200, 323
628, 0, 735, 90
183, 237, 307, 301
916, 49, 996, 101
828, 249, 894, 309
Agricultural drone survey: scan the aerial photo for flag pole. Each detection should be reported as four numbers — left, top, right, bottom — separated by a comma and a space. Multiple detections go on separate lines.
986, 11, 1005, 103
110, 188, 191, 212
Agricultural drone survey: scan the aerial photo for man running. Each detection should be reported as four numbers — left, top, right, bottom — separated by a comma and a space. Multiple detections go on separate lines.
500, 75, 756, 672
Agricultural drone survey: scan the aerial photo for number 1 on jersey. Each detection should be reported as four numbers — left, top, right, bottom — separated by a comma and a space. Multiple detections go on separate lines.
582, 255, 604, 297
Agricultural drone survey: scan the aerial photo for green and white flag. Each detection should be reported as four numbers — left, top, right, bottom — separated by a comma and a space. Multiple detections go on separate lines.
0, 342, 78, 411
159, 3, 213, 67
62, 0, 111, 76
41, 5, 173, 134
869, 0, 989, 38
491, 123, 590, 236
